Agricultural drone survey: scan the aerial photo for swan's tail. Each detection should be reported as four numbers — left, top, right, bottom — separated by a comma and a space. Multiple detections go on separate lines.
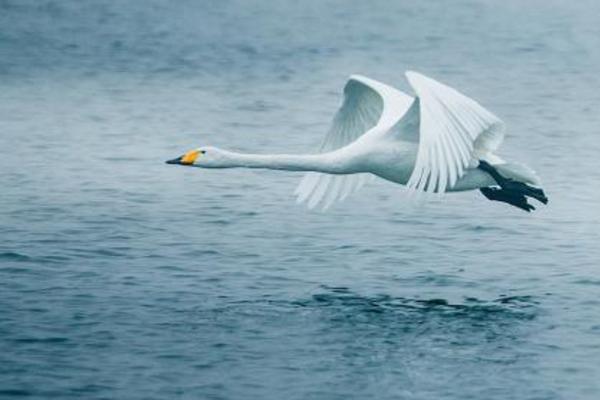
494, 162, 542, 187
478, 160, 548, 212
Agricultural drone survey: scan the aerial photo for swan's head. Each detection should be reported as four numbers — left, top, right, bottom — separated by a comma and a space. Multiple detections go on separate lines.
165, 146, 234, 168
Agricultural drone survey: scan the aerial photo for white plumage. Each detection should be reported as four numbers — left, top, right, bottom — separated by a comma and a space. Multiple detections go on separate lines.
167, 71, 545, 212
295, 75, 413, 209
293, 71, 537, 209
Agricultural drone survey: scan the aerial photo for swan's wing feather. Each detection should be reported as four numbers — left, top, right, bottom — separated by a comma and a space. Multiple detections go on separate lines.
319, 76, 383, 152
404, 71, 505, 193
295, 75, 412, 209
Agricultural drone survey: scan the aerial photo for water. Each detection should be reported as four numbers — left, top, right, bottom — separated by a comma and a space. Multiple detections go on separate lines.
1, 0, 600, 398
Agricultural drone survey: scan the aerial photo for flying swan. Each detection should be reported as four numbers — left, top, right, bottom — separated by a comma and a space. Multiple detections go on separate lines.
166, 71, 548, 212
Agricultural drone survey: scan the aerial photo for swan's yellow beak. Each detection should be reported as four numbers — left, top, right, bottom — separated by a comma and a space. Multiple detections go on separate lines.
165, 150, 200, 166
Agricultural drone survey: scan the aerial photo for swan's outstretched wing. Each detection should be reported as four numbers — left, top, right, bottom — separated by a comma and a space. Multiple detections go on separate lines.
295, 75, 412, 209
403, 71, 505, 193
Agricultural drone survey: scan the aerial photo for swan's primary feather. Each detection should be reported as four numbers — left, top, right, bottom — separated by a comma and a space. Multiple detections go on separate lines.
295, 75, 412, 209
403, 71, 505, 193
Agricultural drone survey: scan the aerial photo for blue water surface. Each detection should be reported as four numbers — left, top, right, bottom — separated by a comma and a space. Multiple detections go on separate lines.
1, 1, 600, 399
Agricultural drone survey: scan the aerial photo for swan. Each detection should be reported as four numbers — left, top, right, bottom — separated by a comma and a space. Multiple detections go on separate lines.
166, 71, 547, 212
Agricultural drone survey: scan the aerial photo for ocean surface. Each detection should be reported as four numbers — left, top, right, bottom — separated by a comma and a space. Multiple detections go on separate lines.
1, 1, 600, 399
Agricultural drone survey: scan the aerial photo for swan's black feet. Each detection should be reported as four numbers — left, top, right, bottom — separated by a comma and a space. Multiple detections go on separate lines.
478, 160, 548, 212
501, 180, 548, 204
480, 187, 535, 212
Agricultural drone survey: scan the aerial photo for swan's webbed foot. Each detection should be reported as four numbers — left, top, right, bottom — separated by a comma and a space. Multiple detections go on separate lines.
499, 180, 548, 204
478, 160, 548, 212
480, 187, 535, 212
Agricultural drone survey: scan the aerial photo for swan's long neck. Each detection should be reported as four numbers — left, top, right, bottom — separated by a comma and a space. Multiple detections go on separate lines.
221, 150, 352, 174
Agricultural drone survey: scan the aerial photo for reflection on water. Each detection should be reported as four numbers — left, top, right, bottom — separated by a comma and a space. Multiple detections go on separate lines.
299, 286, 538, 323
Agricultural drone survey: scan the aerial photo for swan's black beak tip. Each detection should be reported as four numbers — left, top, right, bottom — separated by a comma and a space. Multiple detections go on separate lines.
165, 157, 182, 165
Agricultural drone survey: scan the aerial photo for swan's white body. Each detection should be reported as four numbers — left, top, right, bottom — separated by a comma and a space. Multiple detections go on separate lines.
168, 71, 541, 210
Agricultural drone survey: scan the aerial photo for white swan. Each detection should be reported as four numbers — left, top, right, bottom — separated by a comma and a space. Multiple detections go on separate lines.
167, 71, 547, 212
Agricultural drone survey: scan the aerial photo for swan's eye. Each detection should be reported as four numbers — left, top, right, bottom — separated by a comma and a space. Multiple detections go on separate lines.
200, 150, 206, 154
